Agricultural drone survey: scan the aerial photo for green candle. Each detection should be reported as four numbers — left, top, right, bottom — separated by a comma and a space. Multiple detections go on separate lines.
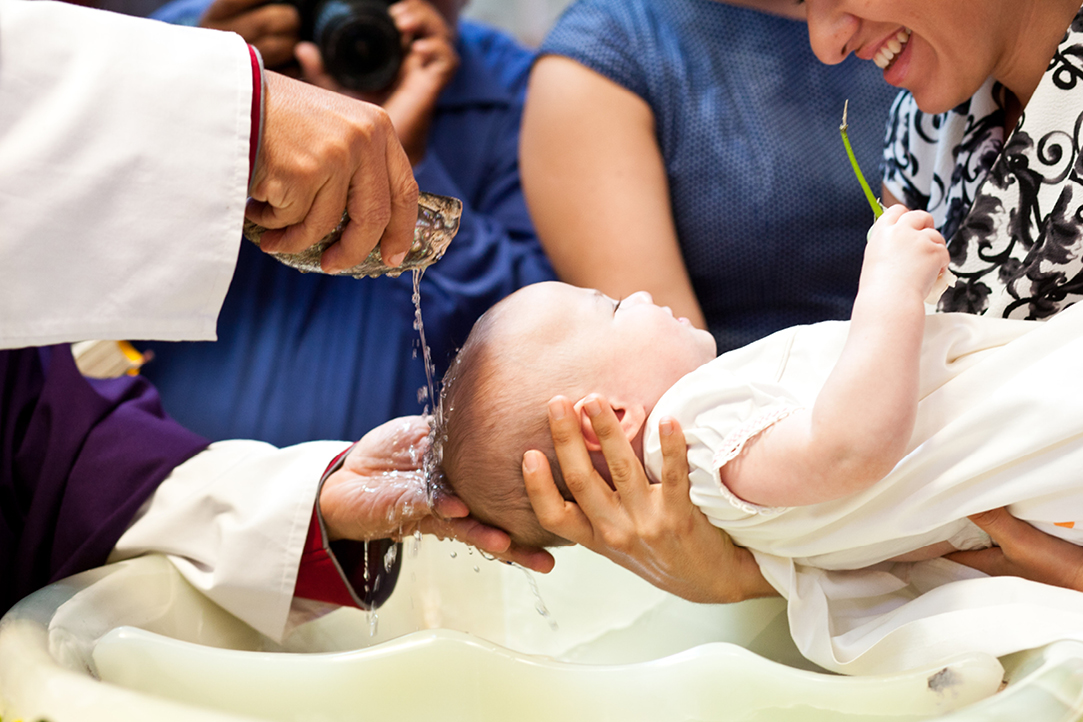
840, 100, 884, 221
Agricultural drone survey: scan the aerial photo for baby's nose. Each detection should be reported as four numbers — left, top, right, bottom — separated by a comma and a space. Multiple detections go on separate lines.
626, 291, 654, 306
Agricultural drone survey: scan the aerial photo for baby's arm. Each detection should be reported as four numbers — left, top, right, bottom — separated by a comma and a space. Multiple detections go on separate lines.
721, 205, 948, 507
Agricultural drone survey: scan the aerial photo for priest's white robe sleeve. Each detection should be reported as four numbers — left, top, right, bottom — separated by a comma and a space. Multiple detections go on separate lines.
109, 440, 351, 642
0, 0, 252, 349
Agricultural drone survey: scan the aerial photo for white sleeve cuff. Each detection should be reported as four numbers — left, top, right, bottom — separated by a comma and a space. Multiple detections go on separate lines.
110, 439, 347, 642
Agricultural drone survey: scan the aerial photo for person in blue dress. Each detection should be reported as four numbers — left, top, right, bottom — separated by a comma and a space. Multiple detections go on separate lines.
143, 0, 555, 446
521, 0, 899, 354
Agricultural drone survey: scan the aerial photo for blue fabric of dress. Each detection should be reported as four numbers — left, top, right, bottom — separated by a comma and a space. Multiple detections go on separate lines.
541, 0, 899, 353
141, 12, 555, 446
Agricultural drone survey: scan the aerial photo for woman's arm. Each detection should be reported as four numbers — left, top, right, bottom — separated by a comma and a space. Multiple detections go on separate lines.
721, 206, 949, 508
520, 55, 707, 330
524, 395, 777, 603
881, 184, 903, 207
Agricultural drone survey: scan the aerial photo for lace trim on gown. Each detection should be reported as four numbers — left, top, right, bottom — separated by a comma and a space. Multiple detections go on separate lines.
710, 406, 801, 516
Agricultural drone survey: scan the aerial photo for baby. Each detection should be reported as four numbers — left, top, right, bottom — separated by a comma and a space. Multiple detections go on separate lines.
435, 205, 1083, 569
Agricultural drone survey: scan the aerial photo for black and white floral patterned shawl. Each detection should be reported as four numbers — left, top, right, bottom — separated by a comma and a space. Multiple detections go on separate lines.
883, 5, 1083, 319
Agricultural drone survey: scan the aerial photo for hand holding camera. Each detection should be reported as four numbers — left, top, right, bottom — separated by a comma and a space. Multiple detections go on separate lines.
296, 0, 460, 165
199, 0, 459, 166
292, 0, 406, 92
199, 0, 303, 68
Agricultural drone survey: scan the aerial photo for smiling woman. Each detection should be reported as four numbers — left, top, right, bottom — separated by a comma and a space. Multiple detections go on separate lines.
798, 0, 1083, 320
802, 0, 1076, 115
521, 0, 899, 355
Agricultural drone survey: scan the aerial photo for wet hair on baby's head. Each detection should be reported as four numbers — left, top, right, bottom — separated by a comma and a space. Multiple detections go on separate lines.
434, 294, 577, 549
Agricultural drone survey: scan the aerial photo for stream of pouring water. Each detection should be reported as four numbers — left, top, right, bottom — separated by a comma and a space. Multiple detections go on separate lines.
409, 267, 557, 632
412, 267, 441, 522
412, 268, 437, 421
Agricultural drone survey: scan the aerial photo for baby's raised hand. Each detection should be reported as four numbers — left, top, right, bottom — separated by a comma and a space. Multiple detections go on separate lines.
862, 205, 949, 303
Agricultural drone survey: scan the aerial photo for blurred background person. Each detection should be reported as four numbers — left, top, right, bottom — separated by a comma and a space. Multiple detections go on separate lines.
520, 0, 898, 354
141, 0, 554, 446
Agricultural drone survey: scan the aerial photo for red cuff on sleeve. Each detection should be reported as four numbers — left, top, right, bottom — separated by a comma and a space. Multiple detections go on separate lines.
293, 443, 405, 610
248, 44, 262, 184
293, 444, 361, 608
294, 508, 363, 608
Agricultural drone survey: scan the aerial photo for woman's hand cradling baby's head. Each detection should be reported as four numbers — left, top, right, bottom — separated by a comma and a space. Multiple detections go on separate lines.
523, 395, 776, 603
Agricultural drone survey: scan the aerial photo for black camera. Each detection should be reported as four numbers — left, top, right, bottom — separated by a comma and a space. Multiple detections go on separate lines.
293, 0, 403, 92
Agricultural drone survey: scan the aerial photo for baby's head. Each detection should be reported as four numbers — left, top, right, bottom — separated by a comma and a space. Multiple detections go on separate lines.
434, 282, 715, 547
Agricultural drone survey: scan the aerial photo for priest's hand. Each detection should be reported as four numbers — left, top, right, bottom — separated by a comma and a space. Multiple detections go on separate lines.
319, 416, 555, 572
523, 395, 777, 603
247, 71, 419, 273
947, 507, 1083, 591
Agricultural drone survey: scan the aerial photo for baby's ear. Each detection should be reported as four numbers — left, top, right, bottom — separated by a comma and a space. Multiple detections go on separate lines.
572, 395, 647, 452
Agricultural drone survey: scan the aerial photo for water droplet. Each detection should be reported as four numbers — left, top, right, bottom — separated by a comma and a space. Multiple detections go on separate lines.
473, 565, 480, 573
362, 540, 371, 583
518, 565, 558, 631
449, 551, 457, 559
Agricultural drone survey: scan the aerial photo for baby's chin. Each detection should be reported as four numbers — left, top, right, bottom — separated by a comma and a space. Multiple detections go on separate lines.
694, 338, 718, 364
689, 325, 717, 359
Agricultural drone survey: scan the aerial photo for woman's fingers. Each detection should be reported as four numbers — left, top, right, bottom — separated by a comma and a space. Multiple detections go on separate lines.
968, 507, 1040, 545
947, 508, 1083, 591
657, 416, 691, 510
546, 396, 617, 514
582, 394, 648, 504
523, 449, 592, 544
970, 507, 1070, 572
528, 399, 775, 603
944, 546, 1013, 577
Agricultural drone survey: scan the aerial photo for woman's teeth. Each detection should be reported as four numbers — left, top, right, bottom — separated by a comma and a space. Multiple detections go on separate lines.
874, 28, 912, 70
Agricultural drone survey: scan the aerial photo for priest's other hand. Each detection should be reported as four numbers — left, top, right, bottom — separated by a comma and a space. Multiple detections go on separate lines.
318, 416, 555, 573
246, 71, 419, 274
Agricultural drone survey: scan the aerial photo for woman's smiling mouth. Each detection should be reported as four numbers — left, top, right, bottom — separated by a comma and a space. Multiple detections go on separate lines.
874, 28, 912, 70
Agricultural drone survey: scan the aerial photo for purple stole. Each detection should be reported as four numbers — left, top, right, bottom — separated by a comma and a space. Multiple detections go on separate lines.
0, 345, 208, 613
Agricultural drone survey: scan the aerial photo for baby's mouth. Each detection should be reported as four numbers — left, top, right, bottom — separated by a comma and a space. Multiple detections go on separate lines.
874, 28, 912, 71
